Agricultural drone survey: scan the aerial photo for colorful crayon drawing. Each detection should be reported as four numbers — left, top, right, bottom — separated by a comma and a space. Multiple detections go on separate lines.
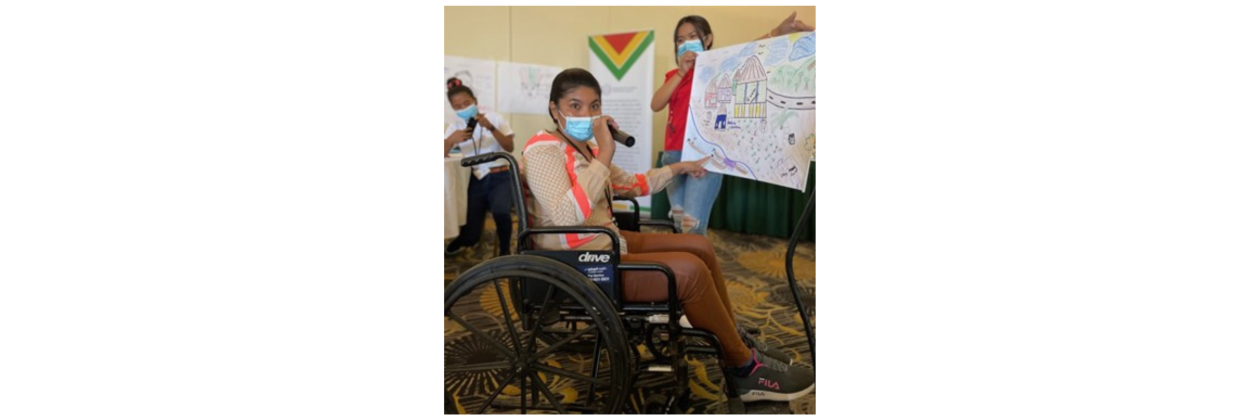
681, 32, 816, 191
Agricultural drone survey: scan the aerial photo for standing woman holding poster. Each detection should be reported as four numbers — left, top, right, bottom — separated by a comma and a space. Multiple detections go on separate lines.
650, 12, 815, 235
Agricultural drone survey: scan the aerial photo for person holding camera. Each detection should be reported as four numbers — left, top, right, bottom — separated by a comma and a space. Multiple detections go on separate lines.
444, 78, 516, 257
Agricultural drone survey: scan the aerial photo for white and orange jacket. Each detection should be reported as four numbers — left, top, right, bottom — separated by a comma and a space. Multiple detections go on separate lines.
521, 131, 675, 254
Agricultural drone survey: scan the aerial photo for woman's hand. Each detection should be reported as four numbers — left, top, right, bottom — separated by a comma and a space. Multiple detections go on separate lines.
605, 115, 620, 132
592, 115, 616, 154
444, 130, 472, 157
475, 113, 496, 131
673, 156, 712, 178
447, 129, 472, 144
771, 11, 815, 37
678, 51, 698, 76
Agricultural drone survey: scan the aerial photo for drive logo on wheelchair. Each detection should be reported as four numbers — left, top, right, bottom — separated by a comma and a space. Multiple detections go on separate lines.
578, 252, 611, 263
524, 248, 621, 305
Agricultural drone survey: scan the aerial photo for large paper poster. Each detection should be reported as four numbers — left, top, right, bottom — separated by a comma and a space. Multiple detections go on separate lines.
681, 32, 816, 191
443, 56, 497, 126
589, 30, 655, 212
496, 62, 562, 115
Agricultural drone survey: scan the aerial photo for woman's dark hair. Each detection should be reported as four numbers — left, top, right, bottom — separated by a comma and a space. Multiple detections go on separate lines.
547, 68, 602, 125
675, 15, 714, 50
445, 77, 475, 102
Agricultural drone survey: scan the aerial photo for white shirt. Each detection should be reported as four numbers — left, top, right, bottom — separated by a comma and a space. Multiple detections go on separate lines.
444, 111, 514, 179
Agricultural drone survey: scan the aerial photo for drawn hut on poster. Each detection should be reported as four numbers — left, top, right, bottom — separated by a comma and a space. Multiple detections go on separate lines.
733, 56, 767, 119
704, 76, 718, 108
717, 73, 733, 104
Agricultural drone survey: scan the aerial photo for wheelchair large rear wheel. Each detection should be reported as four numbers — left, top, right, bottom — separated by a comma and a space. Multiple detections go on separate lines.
444, 255, 631, 414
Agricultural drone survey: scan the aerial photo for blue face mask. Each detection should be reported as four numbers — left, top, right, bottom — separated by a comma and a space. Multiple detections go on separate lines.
560, 112, 600, 141
677, 39, 704, 58
454, 104, 478, 120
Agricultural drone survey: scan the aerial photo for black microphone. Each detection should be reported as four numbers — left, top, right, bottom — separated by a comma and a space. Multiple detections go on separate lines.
465, 116, 477, 133
608, 122, 635, 147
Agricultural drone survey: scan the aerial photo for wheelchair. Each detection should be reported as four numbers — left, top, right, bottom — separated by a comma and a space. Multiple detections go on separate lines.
444, 152, 757, 414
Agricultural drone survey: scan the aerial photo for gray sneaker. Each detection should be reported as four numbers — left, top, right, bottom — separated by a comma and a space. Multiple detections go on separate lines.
731, 349, 815, 402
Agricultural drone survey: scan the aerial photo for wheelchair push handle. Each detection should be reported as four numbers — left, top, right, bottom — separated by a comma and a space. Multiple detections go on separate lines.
460, 151, 514, 168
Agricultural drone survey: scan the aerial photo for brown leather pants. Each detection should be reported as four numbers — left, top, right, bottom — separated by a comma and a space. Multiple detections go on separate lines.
620, 231, 752, 365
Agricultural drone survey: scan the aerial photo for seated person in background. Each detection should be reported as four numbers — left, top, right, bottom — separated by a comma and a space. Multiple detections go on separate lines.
520, 68, 815, 402
444, 78, 515, 257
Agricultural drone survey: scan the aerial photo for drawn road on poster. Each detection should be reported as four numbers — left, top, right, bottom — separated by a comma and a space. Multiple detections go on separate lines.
766, 90, 816, 110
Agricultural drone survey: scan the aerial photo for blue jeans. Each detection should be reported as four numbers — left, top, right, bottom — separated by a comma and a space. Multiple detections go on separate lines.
660, 151, 723, 235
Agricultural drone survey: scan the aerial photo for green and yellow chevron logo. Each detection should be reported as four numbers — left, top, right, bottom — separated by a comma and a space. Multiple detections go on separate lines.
589, 30, 654, 81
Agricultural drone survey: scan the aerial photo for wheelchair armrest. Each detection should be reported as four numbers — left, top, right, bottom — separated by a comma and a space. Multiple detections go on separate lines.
638, 219, 679, 234
519, 226, 621, 255
611, 196, 642, 214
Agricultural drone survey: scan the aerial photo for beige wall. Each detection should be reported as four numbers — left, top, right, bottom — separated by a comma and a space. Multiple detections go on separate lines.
444, 6, 815, 159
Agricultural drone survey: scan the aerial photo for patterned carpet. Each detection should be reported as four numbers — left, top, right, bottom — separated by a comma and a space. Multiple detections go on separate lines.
444, 216, 816, 414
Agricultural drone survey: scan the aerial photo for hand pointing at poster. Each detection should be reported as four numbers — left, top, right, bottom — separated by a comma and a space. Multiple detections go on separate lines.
669, 156, 711, 178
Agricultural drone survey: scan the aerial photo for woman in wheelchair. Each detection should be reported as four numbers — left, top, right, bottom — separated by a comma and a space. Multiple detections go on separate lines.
520, 68, 815, 402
